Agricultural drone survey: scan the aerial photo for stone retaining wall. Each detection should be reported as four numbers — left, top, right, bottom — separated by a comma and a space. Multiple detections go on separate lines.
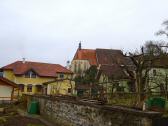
26, 95, 162, 126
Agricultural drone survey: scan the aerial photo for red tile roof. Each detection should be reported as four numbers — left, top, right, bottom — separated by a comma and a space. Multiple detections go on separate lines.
73, 49, 97, 66
0, 77, 18, 87
1, 61, 72, 77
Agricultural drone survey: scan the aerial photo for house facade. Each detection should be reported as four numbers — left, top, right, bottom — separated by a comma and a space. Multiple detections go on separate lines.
0, 60, 73, 95
70, 43, 97, 75
43, 79, 75, 95
97, 64, 131, 93
144, 56, 168, 94
0, 77, 18, 103
147, 68, 168, 93
71, 44, 135, 96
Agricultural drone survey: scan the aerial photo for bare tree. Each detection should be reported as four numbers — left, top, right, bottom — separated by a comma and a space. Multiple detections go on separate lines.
144, 41, 167, 55
128, 41, 167, 107
129, 51, 150, 106
156, 20, 168, 38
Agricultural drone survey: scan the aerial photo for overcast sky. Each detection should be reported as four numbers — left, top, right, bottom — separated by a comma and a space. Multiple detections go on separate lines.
0, 0, 168, 67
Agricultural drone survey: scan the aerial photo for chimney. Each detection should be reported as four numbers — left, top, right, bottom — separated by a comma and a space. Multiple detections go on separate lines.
78, 42, 82, 50
22, 58, 26, 64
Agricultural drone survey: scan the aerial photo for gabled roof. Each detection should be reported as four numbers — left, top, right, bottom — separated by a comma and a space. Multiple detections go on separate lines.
1, 61, 73, 77
97, 64, 130, 80
73, 49, 97, 65
152, 56, 168, 68
0, 77, 18, 87
96, 49, 125, 65
133, 54, 168, 68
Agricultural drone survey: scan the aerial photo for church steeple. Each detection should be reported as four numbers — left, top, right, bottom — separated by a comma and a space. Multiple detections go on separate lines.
78, 42, 82, 50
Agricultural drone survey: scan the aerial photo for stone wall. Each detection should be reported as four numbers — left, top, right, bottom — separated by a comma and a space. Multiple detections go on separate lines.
26, 95, 162, 126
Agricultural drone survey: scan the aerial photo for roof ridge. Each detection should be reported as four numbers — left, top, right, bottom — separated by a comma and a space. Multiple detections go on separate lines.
1, 60, 72, 77
16, 60, 61, 65
79, 49, 96, 51
96, 48, 122, 51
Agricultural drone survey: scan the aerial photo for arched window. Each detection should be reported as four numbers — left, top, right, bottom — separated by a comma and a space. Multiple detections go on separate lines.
84, 62, 87, 71
74, 63, 77, 73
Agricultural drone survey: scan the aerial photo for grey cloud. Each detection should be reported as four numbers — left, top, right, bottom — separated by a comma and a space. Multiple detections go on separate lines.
0, 0, 168, 67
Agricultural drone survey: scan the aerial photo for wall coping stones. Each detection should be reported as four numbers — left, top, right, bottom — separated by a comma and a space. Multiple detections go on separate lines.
25, 94, 162, 119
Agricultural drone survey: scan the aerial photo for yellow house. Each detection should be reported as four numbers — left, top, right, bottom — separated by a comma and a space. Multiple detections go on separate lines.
43, 79, 76, 95
0, 60, 73, 95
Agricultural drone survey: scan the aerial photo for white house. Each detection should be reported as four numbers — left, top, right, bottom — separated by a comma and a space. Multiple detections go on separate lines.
0, 77, 18, 103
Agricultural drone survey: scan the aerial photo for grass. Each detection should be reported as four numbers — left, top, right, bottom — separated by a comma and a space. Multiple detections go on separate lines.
0, 117, 7, 124
107, 94, 137, 107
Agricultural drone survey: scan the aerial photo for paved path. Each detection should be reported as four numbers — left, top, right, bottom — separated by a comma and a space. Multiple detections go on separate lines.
17, 109, 55, 126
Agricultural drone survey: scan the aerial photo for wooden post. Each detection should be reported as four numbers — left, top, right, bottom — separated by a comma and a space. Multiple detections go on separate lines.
165, 74, 168, 99
90, 83, 92, 98
11, 87, 14, 101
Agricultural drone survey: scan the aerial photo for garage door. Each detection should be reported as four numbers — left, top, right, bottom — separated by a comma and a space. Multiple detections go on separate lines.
0, 85, 12, 100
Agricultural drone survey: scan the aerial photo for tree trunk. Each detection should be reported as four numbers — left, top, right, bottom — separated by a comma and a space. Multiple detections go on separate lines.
135, 73, 142, 107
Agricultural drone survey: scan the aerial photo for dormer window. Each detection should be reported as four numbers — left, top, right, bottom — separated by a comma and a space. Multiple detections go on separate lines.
25, 71, 37, 78
59, 74, 64, 79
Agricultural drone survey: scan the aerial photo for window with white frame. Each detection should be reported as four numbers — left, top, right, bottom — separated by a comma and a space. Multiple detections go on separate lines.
25, 70, 37, 78
27, 84, 32, 92
59, 74, 64, 79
